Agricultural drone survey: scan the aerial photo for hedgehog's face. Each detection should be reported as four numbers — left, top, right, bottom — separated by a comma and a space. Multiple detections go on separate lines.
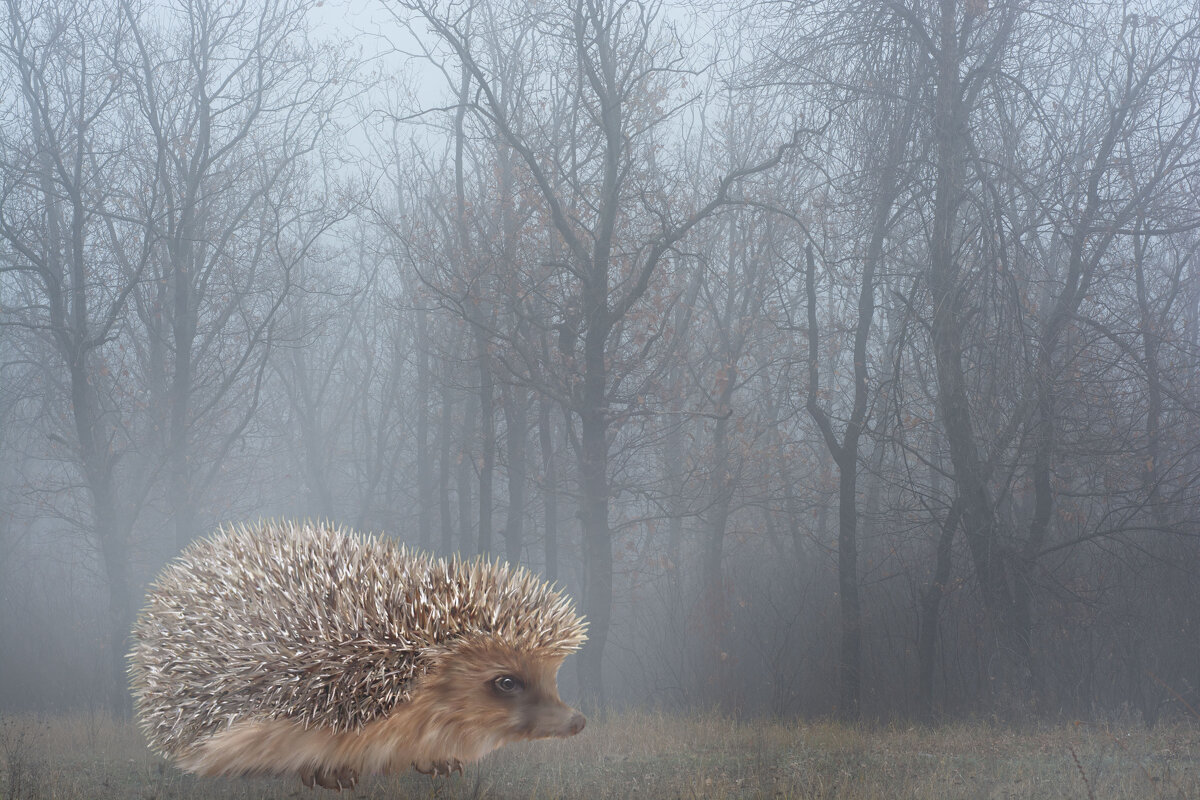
422, 636, 585, 747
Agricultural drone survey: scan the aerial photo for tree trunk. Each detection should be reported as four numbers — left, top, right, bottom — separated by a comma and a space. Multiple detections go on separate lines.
1133, 226, 1168, 531
168, 284, 197, 551
804, 241, 865, 719
576, 311, 612, 711
476, 331, 496, 556
699, 374, 735, 701
95, 501, 133, 715
918, 501, 959, 721
701, 421, 733, 693
502, 386, 527, 564
292, 347, 334, 519
927, 0, 1030, 708
456, 385, 476, 552
538, 390, 559, 582
416, 310, 433, 549
834, 457, 862, 718
439, 378, 454, 554
71, 357, 134, 714
663, 387, 686, 613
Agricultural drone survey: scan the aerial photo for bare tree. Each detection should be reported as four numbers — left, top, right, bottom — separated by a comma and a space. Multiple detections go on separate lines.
122, 0, 349, 548
395, 0, 794, 705
0, 0, 154, 710
902, 0, 1200, 709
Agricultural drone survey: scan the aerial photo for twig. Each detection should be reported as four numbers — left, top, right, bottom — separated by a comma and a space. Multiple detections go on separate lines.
1148, 670, 1200, 720
1067, 741, 1096, 800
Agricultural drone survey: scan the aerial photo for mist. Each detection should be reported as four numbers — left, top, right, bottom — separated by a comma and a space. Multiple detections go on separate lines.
2, 0, 1199, 730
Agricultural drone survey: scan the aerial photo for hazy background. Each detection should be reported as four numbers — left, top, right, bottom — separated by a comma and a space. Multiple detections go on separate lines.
1, 0, 1199, 725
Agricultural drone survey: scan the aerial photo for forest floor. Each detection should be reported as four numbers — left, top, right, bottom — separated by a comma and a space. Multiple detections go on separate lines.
1, 710, 1197, 799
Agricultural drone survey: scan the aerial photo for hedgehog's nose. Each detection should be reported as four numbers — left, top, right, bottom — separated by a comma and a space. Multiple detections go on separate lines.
567, 711, 586, 736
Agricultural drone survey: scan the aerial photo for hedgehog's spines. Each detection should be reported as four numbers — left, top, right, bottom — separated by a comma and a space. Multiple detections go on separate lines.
128, 520, 586, 759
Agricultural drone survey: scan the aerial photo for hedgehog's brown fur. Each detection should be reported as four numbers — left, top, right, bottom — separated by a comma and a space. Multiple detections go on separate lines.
128, 520, 587, 789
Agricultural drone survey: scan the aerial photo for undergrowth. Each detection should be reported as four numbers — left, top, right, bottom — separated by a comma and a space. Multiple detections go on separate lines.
0, 711, 1196, 799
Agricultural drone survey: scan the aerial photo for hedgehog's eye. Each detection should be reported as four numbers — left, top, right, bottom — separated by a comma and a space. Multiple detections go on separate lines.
492, 675, 524, 695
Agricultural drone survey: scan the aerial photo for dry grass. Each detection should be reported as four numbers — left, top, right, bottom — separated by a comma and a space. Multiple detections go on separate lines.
1, 710, 1197, 799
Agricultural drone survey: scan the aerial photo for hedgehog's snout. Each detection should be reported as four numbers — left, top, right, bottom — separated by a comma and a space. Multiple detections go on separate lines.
524, 700, 586, 739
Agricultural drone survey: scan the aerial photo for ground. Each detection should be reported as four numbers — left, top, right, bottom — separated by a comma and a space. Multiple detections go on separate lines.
1, 711, 1196, 799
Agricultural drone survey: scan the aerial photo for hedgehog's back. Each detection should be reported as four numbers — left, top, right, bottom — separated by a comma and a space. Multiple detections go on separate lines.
128, 521, 430, 756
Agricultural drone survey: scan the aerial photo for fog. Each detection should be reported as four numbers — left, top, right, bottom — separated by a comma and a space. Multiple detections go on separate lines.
1, 0, 1199, 725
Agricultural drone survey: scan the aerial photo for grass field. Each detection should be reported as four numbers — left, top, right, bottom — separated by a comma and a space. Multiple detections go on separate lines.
1, 711, 1197, 799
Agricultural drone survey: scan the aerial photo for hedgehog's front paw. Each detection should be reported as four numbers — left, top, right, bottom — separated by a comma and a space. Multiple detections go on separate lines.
300, 764, 358, 791
414, 758, 463, 777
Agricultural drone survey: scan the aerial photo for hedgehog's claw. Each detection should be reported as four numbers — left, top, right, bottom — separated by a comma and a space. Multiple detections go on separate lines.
414, 758, 463, 777
300, 765, 358, 791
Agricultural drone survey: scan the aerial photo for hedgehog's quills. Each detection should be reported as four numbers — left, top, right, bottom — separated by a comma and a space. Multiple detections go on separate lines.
128, 521, 587, 790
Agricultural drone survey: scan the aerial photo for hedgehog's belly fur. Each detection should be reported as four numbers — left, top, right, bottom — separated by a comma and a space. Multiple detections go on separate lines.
178, 701, 500, 779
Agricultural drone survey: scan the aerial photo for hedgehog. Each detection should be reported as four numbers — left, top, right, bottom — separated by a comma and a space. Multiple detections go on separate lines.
128, 520, 588, 790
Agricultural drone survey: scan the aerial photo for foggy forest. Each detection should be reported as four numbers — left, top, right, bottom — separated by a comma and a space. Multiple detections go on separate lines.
2, 0, 1200, 736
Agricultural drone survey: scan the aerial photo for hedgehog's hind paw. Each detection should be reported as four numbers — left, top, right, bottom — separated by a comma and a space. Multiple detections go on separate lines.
414, 758, 463, 777
300, 764, 358, 791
